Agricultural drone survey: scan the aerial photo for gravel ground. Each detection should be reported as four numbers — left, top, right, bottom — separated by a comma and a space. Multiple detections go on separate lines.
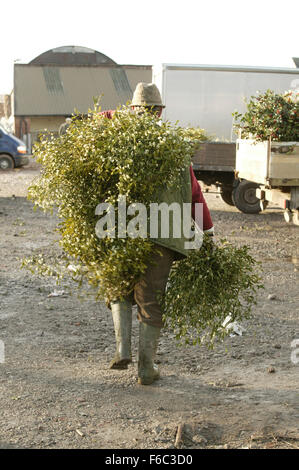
0, 160, 298, 449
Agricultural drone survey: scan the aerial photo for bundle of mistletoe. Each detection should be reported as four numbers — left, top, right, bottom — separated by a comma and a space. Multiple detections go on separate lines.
26, 105, 263, 345
160, 236, 263, 347
27, 106, 192, 301
232, 89, 299, 142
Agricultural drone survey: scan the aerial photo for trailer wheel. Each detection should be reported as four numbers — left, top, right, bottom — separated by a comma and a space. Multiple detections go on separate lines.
232, 180, 261, 214
220, 189, 234, 206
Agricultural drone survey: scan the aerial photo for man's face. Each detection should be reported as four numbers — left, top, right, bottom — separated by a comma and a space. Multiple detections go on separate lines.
132, 106, 163, 118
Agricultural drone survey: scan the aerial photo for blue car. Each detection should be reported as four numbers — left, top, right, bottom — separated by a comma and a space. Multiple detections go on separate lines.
0, 124, 30, 170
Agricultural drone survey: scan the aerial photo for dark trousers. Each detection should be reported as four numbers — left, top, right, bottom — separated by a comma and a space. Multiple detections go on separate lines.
126, 245, 177, 328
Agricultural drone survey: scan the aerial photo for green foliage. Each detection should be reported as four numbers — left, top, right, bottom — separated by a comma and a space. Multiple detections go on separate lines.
26, 105, 263, 345
160, 236, 264, 348
180, 126, 208, 141
27, 106, 193, 302
179, 126, 208, 153
232, 89, 299, 142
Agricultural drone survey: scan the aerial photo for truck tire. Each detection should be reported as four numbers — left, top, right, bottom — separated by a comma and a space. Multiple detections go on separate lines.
232, 180, 261, 214
220, 189, 234, 206
292, 210, 299, 226
0, 154, 14, 170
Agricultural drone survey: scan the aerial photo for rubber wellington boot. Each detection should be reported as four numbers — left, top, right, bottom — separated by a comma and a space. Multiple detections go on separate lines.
109, 300, 132, 369
137, 322, 161, 385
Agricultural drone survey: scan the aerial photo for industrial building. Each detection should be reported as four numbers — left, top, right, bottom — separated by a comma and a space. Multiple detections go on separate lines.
13, 45, 152, 151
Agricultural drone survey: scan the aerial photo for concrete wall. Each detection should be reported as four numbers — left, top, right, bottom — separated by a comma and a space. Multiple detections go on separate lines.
15, 115, 67, 153
30, 116, 66, 133
0, 94, 12, 118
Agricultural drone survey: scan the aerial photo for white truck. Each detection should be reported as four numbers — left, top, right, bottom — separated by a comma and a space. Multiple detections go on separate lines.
153, 63, 299, 213
235, 139, 299, 226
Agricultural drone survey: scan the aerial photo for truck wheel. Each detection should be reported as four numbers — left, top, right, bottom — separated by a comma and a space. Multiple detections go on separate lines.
232, 180, 261, 214
220, 189, 234, 206
0, 154, 14, 170
284, 210, 292, 223
293, 210, 299, 226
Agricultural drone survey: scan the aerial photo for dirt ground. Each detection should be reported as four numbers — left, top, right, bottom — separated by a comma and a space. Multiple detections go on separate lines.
0, 160, 298, 450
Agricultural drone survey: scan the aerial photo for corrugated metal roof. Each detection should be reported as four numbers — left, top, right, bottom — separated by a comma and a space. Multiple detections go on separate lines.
30, 46, 117, 66
14, 65, 152, 116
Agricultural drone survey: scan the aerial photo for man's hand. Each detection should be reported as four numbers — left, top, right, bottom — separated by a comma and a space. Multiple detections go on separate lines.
204, 227, 214, 237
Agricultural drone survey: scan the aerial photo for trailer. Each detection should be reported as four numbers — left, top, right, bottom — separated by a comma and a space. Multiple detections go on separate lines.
235, 139, 299, 225
192, 140, 261, 212
153, 63, 299, 213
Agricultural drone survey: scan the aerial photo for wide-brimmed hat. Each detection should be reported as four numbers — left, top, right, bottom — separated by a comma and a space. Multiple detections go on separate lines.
130, 82, 165, 108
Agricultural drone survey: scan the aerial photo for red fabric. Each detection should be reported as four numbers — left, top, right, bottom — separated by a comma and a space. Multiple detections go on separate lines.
100, 110, 115, 119
100, 110, 214, 231
190, 166, 213, 231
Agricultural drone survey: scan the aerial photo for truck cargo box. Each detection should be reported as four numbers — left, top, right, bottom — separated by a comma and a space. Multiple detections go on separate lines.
153, 63, 299, 140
